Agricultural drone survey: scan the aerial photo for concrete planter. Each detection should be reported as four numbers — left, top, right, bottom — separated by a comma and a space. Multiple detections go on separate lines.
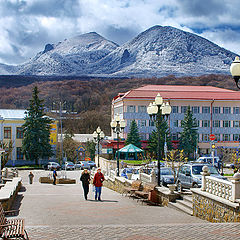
57, 178, 76, 184
39, 177, 53, 184
39, 177, 76, 184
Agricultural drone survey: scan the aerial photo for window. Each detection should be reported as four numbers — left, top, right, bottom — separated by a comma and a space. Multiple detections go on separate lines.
194, 120, 200, 127
233, 107, 240, 114
202, 134, 209, 142
192, 106, 199, 114
233, 121, 240, 127
173, 120, 178, 127
138, 120, 146, 127
213, 107, 220, 114
127, 105, 136, 113
223, 107, 231, 114
233, 134, 240, 141
202, 106, 210, 113
213, 120, 220, 128
181, 106, 187, 114
223, 134, 230, 141
215, 134, 220, 141
202, 120, 210, 127
223, 120, 231, 128
149, 120, 155, 126
4, 127, 11, 139
16, 127, 23, 139
172, 133, 179, 141
16, 147, 24, 160
139, 133, 146, 140
138, 106, 146, 113
172, 106, 179, 113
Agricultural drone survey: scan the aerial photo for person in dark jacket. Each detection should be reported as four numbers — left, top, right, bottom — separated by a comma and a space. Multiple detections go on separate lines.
80, 169, 91, 200
28, 172, 34, 184
93, 168, 104, 201
53, 168, 57, 185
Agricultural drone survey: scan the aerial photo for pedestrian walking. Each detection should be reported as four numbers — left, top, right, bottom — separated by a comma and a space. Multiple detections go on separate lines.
80, 169, 91, 200
53, 168, 57, 185
93, 167, 104, 201
28, 172, 34, 184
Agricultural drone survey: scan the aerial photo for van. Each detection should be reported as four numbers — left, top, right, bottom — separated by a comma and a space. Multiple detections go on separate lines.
176, 163, 226, 192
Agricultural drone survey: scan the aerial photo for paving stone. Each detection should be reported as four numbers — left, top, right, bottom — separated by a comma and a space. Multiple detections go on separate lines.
12, 170, 240, 240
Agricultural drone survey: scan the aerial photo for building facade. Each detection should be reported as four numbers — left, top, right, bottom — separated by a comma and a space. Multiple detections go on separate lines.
111, 85, 240, 154
0, 109, 58, 165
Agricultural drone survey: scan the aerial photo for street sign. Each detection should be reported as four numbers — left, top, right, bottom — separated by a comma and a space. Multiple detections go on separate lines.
209, 134, 215, 141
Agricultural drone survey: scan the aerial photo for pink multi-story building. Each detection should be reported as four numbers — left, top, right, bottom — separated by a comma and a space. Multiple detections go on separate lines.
111, 85, 240, 154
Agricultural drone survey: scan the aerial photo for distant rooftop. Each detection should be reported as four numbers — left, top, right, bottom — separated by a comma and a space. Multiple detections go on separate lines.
0, 109, 26, 120
114, 85, 240, 101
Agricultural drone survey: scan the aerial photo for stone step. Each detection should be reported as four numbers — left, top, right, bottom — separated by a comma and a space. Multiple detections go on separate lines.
182, 195, 193, 204
175, 198, 193, 210
168, 201, 193, 216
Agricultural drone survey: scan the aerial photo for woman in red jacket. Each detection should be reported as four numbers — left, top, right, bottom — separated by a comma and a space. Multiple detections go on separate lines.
93, 168, 104, 201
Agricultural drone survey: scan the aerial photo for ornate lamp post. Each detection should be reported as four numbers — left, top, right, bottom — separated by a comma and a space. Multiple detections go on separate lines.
0, 148, 5, 183
93, 126, 105, 168
110, 114, 126, 176
230, 56, 240, 89
147, 93, 171, 186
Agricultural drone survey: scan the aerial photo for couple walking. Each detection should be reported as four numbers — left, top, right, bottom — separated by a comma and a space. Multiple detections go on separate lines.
80, 168, 104, 201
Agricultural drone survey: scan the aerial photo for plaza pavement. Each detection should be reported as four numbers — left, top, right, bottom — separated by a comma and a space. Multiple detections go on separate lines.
12, 170, 240, 240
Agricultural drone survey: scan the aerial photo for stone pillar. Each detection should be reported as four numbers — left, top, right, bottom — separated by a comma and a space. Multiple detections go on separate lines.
150, 168, 157, 184
231, 172, 240, 202
201, 165, 210, 191
139, 167, 143, 181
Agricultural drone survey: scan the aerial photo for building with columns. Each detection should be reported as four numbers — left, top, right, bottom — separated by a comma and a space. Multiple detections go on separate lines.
111, 85, 240, 154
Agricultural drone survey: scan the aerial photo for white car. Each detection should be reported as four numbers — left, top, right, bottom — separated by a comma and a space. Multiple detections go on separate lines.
62, 161, 75, 170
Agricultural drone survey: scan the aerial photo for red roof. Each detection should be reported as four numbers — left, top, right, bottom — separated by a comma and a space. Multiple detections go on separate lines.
117, 85, 240, 101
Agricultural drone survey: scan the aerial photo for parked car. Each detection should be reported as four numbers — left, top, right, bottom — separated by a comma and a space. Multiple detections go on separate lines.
159, 167, 175, 186
62, 161, 75, 170
75, 161, 91, 170
86, 160, 96, 169
176, 163, 227, 192
43, 162, 61, 171
196, 156, 222, 169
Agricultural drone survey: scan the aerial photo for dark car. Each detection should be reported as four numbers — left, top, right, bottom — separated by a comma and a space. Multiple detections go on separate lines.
160, 167, 175, 186
176, 163, 227, 192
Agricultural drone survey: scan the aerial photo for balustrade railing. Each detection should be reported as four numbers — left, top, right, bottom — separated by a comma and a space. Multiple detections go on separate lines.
205, 176, 232, 201
201, 166, 240, 203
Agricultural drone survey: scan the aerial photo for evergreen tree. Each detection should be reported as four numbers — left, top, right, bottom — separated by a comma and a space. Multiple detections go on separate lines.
86, 141, 96, 161
148, 115, 172, 159
179, 106, 198, 159
22, 86, 53, 164
125, 120, 142, 148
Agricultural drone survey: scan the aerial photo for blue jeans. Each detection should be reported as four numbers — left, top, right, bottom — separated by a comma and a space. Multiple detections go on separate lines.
95, 187, 102, 200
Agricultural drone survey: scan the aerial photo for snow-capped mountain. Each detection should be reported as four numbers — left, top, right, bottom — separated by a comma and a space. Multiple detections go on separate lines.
1, 26, 237, 77
17, 32, 119, 75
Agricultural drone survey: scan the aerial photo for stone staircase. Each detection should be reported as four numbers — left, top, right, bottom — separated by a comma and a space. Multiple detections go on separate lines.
168, 192, 193, 216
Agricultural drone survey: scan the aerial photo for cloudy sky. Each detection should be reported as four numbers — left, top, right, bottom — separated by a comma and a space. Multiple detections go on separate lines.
0, 0, 240, 65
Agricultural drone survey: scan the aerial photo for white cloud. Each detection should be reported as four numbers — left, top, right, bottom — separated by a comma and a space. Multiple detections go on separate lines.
0, 0, 239, 64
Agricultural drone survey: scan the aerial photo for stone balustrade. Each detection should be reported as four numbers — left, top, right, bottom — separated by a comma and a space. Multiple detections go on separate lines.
0, 177, 22, 210
201, 166, 240, 203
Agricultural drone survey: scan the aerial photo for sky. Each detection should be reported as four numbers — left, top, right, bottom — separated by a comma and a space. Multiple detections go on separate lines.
0, 0, 240, 65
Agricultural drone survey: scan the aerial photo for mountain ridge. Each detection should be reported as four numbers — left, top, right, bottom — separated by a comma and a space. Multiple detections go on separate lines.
0, 25, 236, 77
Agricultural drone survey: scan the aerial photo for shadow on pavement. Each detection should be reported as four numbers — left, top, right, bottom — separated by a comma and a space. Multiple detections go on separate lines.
10, 193, 24, 216
87, 199, 118, 203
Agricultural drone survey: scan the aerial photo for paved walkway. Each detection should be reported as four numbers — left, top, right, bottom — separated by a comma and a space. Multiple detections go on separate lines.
12, 170, 240, 239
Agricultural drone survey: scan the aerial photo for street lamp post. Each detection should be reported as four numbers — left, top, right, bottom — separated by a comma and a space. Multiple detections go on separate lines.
93, 126, 105, 168
230, 56, 240, 89
110, 114, 126, 176
147, 93, 171, 186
